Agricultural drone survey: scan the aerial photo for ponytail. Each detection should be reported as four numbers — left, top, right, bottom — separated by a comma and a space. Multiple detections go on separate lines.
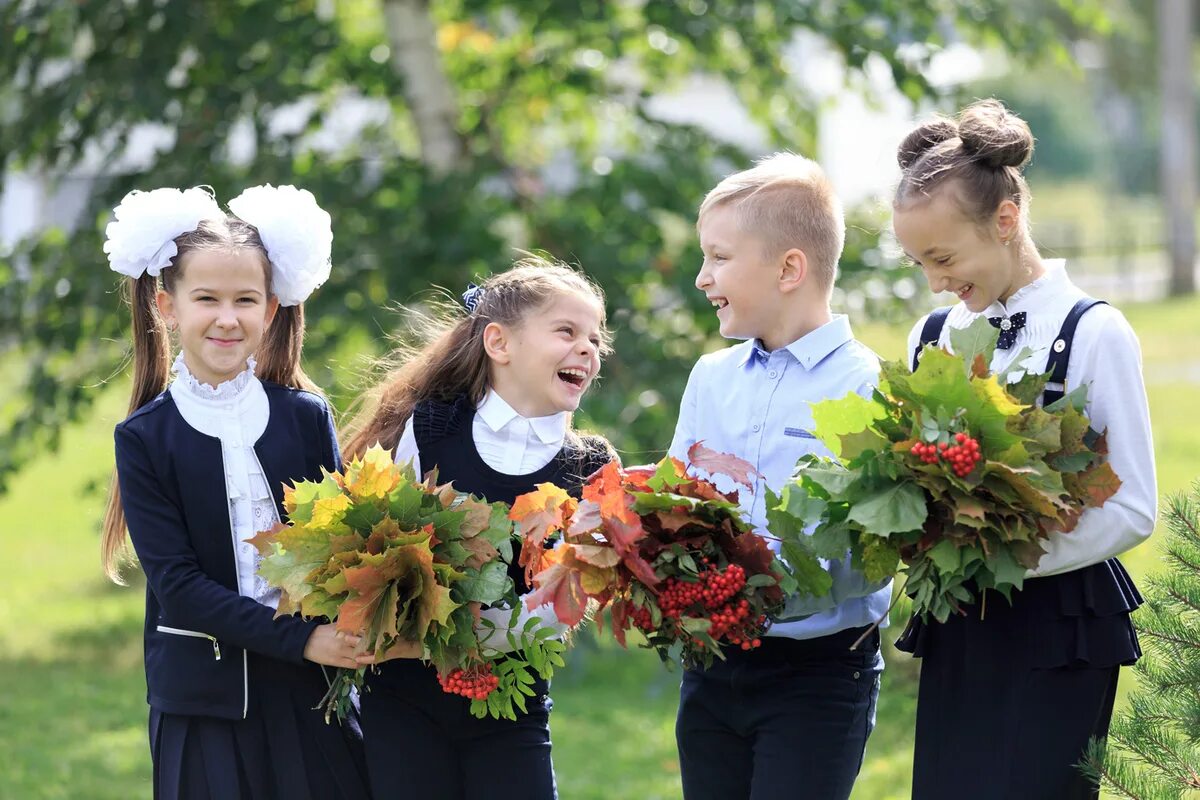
256, 303, 322, 395
341, 308, 488, 462
101, 274, 171, 583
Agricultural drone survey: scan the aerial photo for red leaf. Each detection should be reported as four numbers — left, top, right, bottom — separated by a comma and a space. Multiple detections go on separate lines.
604, 507, 660, 588
687, 441, 758, 488
566, 499, 604, 538
609, 598, 630, 647
1077, 462, 1123, 508
525, 561, 588, 627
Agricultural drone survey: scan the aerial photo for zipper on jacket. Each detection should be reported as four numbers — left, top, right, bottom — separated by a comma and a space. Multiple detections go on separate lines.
156, 624, 222, 660
217, 447, 251, 719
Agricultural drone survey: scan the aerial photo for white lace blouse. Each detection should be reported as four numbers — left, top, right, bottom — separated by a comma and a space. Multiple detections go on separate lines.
168, 354, 281, 608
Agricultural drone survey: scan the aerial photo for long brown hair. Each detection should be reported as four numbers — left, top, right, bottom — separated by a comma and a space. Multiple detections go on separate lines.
342, 256, 611, 462
894, 99, 1035, 226
102, 216, 319, 582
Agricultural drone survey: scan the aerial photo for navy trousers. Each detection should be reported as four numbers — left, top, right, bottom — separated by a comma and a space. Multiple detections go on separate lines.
676, 626, 882, 800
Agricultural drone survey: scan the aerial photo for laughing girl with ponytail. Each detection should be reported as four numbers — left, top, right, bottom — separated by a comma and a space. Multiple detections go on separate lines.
102, 185, 370, 800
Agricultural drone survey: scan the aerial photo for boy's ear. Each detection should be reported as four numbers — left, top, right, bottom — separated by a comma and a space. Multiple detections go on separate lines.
778, 247, 808, 293
482, 322, 511, 365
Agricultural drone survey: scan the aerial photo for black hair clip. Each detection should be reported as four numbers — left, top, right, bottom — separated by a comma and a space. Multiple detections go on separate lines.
461, 282, 484, 313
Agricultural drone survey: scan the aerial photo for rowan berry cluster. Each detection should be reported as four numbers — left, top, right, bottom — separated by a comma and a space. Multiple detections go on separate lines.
910, 432, 982, 478
638, 561, 765, 650
438, 663, 499, 701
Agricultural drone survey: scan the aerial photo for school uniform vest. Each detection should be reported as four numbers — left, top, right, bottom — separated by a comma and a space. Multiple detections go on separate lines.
411, 395, 616, 591
114, 383, 339, 719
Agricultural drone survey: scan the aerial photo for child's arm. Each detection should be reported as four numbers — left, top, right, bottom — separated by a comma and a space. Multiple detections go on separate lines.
775, 373, 891, 620
318, 397, 341, 471
667, 362, 702, 461
116, 424, 328, 665
1030, 310, 1157, 576
391, 416, 422, 475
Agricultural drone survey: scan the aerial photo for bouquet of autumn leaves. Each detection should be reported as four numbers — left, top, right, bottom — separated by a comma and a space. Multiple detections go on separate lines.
510, 444, 800, 670
250, 445, 565, 722
768, 317, 1122, 623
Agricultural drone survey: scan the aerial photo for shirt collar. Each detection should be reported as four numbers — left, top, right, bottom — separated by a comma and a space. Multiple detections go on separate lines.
737, 314, 855, 371
476, 389, 568, 445
984, 258, 1068, 316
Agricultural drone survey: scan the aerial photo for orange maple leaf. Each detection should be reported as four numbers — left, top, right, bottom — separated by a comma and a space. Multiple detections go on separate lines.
583, 461, 637, 523
510, 483, 575, 549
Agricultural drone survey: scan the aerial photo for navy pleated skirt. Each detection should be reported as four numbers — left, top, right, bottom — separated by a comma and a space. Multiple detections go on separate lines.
896, 558, 1142, 800
149, 653, 371, 800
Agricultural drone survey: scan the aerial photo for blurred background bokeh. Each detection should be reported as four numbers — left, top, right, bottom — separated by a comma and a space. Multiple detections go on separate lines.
1, 2, 1196, 798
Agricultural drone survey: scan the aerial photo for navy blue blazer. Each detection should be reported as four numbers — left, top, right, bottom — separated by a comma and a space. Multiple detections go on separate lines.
114, 381, 339, 719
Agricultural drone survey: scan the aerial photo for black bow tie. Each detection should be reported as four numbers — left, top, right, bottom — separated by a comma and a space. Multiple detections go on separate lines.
988, 311, 1026, 349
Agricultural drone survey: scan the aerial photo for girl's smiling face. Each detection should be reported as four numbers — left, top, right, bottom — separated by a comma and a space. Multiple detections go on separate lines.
485, 291, 605, 418
156, 249, 278, 387
893, 186, 1031, 313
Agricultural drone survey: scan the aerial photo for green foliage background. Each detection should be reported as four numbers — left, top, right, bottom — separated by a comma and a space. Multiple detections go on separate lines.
0, 0, 1106, 482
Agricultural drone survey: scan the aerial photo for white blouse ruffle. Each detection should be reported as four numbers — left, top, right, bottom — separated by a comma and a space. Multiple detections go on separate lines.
168, 354, 281, 608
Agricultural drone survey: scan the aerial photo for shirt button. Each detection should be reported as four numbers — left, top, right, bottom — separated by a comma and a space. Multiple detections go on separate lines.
768, 370, 778, 379
752, 423, 761, 432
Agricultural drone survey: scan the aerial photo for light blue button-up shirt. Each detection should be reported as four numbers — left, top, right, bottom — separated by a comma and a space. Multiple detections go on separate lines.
669, 314, 893, 641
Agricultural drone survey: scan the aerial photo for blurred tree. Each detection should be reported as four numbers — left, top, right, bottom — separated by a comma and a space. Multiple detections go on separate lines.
0, 0, 1106, 488
1082, 483, 1200, 799
1158, 0, 1197, 296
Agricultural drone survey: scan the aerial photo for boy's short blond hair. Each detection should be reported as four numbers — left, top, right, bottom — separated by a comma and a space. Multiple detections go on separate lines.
698, 153, 845, 294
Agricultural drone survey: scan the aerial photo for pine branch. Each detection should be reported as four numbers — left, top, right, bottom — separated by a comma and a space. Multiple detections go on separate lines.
1094, 483, 1200, 797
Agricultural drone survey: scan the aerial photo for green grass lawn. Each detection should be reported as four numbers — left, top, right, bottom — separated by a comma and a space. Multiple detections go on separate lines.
1, 294, 1196, 799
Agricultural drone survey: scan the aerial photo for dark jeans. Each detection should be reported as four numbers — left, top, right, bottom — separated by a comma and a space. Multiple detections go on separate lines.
676, 626, 882, 800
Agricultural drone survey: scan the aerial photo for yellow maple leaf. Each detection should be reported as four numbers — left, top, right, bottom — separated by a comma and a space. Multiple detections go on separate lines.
344, 445, 402, 501
310, 494, 352, 530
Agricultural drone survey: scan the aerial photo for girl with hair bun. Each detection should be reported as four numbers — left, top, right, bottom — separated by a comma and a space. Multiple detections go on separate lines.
103, 185, 370, 799
890, 100, 1157, 799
